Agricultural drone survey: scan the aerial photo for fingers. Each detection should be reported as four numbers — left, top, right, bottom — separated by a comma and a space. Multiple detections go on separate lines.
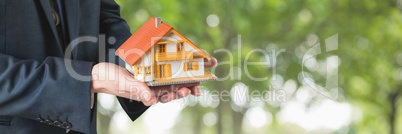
204, 57, 217, 68
159, 92, 177, 103
129, 82, 202, 104
122, 80, 157, 106
190, 86, 202, 96
159, 87, 191, 103
137, 83, 158, 106
139, 87, 158, 106
151, 83, 201, 96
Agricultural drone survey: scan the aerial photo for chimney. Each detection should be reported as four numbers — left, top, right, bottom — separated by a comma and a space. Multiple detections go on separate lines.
155, 17, 162, 27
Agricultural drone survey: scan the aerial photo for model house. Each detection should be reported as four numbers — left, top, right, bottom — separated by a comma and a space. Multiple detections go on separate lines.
115, 17, 216, 86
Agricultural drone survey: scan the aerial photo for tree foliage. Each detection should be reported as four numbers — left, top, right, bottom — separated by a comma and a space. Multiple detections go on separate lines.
97, 0, 402, 133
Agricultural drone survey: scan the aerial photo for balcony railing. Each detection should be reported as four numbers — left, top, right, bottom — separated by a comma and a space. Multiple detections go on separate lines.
155, 51, 193, 62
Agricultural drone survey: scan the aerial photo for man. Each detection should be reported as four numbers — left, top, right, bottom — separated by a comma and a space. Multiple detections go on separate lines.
0, 0, 216, 133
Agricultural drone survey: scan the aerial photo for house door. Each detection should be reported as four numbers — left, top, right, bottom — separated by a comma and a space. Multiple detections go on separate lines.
159, 44, 166, 53
156, 64, 171, 78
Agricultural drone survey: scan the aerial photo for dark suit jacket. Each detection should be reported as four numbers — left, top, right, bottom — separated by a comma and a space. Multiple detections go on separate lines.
0, 0, 148, 133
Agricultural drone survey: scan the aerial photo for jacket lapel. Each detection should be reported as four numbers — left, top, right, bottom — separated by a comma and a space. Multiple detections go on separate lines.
64, 0, 79, 43
38, 0, 62, 49
39, 0, 93, 61
64, 0, 82, 59
39, 0, 79, 52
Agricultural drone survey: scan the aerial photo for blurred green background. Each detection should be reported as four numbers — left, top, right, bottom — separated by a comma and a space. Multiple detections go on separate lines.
97, 0, 402, 134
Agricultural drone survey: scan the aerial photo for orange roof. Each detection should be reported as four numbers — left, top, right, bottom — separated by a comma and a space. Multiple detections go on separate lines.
116, 17, 173, 65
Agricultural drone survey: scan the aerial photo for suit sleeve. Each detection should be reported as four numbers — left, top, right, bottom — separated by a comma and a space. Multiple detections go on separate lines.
99, 0, 149, 121
0, 54, 94, 133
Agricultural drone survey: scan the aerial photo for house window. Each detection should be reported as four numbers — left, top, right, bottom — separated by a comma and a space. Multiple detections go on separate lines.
138, 66, 143, 74
159, 44, 166, 53
144, 66, 151, 75
135, 66, 151, 75
184, 62, 199, 71
177, 42, 184, 52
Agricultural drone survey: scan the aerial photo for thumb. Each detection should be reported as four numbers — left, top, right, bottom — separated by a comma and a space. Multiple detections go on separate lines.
204, 57, 217, 68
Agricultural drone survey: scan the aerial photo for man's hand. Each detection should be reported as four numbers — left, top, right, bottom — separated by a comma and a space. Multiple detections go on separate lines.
91, 62, 157, 106
91, 58, 217, 106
